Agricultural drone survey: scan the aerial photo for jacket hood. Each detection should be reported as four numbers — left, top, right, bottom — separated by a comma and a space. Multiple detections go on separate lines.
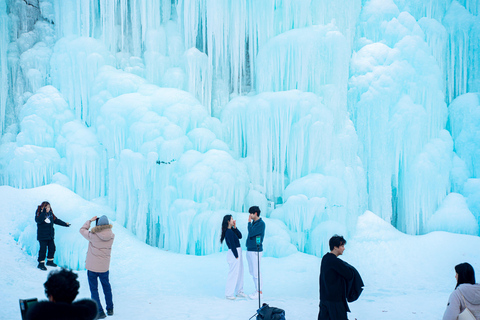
90, 224, 114, 240
458, 283, 480, 305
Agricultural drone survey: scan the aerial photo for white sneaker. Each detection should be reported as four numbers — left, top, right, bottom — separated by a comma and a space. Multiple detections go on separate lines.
248, 291, 262, 299
226, 296, 236, 300
236, 291, 247, 298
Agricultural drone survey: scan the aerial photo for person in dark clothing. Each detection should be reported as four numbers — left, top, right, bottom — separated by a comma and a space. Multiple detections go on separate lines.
35, 201, 70, 270
220, 214, 245, 299
344, 261, 364, 304
26, 268, 97, 320
318, 235, 354, 320
246, 206, 265, 299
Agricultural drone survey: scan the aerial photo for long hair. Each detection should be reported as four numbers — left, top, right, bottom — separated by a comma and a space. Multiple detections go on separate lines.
455, 263, 476, 289
36, 201, 55, 219
220, 214, 232, 244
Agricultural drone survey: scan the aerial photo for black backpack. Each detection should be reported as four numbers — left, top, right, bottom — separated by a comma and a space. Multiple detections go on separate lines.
256, 303, 286, 320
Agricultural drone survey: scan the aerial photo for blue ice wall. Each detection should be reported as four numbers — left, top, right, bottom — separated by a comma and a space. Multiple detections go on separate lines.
0, 0, 479, 258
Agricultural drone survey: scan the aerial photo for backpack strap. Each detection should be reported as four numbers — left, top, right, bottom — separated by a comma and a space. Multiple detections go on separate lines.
458, 290, 473, 316
459, 290, 468, 309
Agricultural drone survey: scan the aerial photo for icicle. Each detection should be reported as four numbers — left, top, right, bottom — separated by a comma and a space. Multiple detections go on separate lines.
311, 0, 362, 48
448, 93, 480, 178
418, 17, 448, 98
50, 37, 112, 124
443, 2, 474, 103
0, 2, 8, 134
463, 0, 479, 15
467, 18, 480, 93
185, 48, 211, 114
221, 90, 366, 219
256, 24, 350, 122
356, 0, 400, 44
392, 0, 449, 22
3, 145, 61, 189
57, 120, 107, 200
349, 9, 450, 233
99, 0, 116, 52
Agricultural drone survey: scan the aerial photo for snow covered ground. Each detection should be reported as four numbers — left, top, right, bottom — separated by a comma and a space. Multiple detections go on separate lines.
1, 184, 479, 320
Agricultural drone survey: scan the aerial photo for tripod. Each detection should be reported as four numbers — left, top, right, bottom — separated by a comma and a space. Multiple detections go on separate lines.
256, 237, 261, 309
249, 236, 262, 320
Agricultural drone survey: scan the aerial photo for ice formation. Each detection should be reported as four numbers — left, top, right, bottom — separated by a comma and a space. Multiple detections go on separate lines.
0, 0, 479, 263
427, 192, 478, 235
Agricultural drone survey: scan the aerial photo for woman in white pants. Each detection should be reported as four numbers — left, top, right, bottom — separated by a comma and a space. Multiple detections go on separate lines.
220, 214, 245, 300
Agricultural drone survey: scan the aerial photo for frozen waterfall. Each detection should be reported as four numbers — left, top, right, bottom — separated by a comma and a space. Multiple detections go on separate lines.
1, 0, 479, 263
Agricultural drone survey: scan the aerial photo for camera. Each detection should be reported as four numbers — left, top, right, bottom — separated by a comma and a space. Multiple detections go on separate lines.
19, 298, 38, 320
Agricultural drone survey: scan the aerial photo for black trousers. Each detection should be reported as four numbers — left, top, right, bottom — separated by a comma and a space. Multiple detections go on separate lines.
318, 301, 348, 320
38, 239, 56, 262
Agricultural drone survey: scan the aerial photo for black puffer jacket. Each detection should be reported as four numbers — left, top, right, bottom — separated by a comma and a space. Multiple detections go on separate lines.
26, 299, 97, 320
35, 209, 68, 241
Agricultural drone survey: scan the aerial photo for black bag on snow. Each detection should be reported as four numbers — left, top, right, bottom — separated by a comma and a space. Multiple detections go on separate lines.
256, 303, 286, 320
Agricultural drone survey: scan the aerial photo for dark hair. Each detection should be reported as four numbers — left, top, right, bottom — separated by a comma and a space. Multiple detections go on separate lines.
36, 201, 54, 217
455, 263, 476, 289
248, 206, 261, 217
220, 215, 233, 244
44, 268, 80, 303
329, 235, 346, 251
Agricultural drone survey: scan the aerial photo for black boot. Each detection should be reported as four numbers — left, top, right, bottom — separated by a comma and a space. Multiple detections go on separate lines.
46, 260, 57, 267
37, 262, 47, 271
107, 308, 114, 316
97, 310, 107, 319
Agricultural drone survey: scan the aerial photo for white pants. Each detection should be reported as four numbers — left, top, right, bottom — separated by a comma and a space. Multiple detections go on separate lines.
246, 251, 263, 292
225, 247, 244, 297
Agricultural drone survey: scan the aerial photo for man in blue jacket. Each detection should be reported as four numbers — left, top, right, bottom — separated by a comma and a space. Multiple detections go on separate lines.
246, 206, 265, 299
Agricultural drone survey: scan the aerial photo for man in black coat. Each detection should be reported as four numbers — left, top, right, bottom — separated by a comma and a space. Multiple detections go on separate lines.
318, 235, 355, 320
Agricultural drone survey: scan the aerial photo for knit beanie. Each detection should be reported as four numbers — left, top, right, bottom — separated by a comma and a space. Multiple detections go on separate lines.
97, 215, 109, 226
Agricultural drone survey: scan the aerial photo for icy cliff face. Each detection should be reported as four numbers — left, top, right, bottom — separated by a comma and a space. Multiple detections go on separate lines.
0, 0, 479, 258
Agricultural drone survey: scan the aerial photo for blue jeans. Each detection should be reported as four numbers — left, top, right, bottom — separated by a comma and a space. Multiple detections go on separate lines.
87, 270, 113, 311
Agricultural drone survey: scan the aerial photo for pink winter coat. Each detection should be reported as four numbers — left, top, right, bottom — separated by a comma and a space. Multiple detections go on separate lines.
80, 220, 115, 273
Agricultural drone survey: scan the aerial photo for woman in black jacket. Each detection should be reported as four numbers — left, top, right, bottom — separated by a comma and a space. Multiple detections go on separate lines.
35, 201, 70, 270
220, 214, 245, 300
